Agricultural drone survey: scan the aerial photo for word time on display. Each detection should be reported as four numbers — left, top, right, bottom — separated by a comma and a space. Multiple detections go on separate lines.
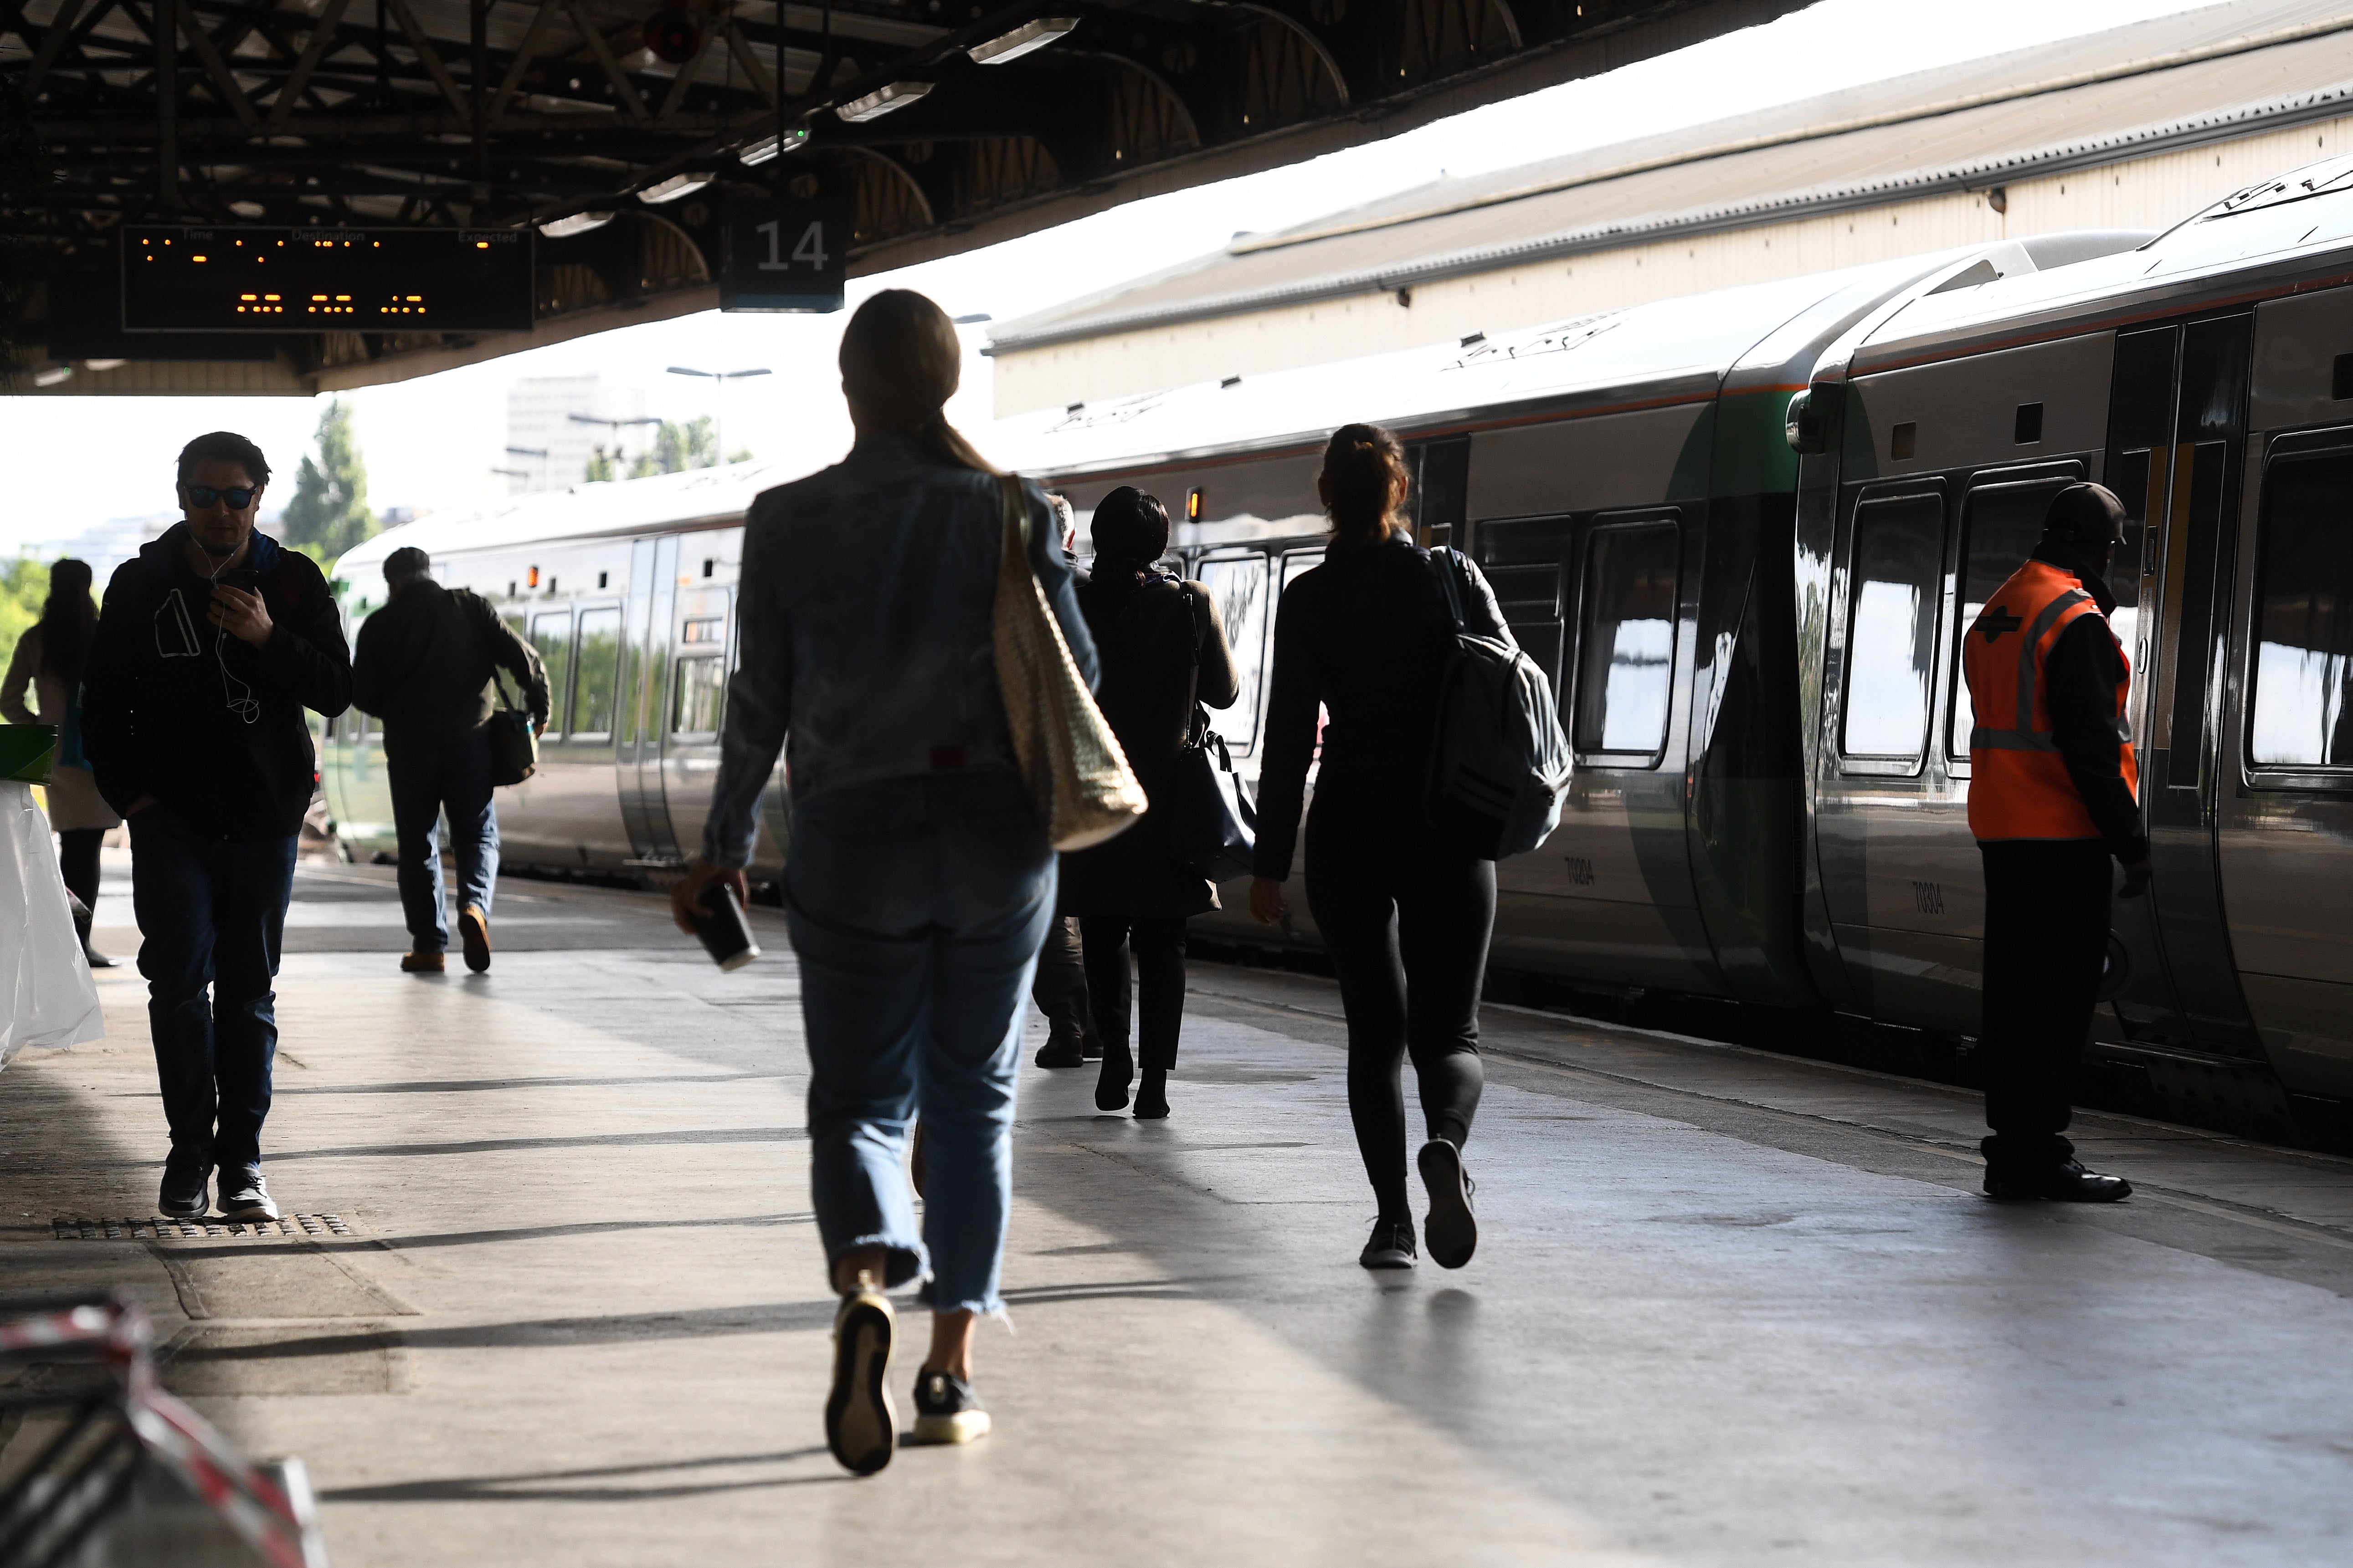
121, 228, 534, 332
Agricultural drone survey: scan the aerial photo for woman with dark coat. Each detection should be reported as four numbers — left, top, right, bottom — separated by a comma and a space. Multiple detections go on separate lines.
1058, 487, 1240, 1120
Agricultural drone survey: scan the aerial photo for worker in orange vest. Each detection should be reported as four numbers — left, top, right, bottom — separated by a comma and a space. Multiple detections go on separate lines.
1962, 482, 2150, 1202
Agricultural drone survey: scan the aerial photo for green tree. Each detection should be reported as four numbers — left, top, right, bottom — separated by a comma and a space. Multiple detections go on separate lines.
0, 557, 51, 670
585, 445, 617, 483
280, 398, 378, 563
626, 417, 719, 479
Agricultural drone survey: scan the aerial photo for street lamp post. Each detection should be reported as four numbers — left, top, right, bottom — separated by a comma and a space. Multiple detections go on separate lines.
505, 444, 550, 490
665, 366, 771, 467
568, 412, 660, 477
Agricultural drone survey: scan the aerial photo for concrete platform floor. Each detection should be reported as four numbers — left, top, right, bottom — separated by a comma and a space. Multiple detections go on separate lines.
6, 856, 2353, 1564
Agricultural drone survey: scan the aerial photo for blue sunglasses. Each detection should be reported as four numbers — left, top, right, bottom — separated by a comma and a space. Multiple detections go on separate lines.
186, 485, 258, 509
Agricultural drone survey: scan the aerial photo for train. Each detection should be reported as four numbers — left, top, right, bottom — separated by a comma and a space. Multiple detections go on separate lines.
329, 150, 2353, 1139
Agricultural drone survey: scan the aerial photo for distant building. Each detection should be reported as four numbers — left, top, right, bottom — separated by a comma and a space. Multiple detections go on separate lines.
989, 0, 2353, 413
503, 376, 649, 494
19, 512, 179, 579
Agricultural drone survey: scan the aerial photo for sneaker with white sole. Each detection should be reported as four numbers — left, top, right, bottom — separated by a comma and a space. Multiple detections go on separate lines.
1417, 1138, 1478, 1269
826, 1280, 896, 1475
159, 1152, 211, 1220
216, 1167, 280, 1223
908, 1368, 990, 1446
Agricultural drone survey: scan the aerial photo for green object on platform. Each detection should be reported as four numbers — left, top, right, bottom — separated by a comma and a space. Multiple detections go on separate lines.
0, 726, 57, 785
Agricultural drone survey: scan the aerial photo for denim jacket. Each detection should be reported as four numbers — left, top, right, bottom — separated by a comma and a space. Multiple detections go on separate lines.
702, 433, 1097, 867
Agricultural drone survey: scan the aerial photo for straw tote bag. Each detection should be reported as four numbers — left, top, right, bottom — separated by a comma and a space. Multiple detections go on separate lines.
992, 474, 1148, 851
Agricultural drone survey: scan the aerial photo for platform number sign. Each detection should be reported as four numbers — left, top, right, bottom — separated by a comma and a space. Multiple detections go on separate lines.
722, 198, 846, 313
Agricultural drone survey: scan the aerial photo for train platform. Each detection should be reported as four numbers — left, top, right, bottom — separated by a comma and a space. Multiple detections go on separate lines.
5, 857, 2353, 1565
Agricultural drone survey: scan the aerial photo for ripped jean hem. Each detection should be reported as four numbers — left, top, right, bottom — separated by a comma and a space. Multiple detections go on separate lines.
827, 1234, 925, 1293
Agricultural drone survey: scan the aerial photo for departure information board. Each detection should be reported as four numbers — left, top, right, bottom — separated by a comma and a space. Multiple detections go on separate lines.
121, 227, 534, 332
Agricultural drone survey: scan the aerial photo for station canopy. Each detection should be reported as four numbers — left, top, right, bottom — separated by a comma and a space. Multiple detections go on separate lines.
2, 0, 1811, 392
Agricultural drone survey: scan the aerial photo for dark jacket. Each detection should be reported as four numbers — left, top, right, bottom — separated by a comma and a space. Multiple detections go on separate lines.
704, 434, 1094, 866
1254, 536, 1508, 881
82, 524, 352, 840
2030, 539, 2148, 864
353, 579, 549, 752
1058, 569, 1240, 918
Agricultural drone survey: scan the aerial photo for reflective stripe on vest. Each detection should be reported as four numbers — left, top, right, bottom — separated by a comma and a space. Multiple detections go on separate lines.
1962, 559, 2138, 842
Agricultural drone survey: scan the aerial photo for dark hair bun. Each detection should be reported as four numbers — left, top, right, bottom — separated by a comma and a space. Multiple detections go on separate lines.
1321, 423, 1409, 543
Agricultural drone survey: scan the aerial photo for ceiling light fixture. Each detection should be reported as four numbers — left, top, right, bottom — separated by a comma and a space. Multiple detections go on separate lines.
836, 81, 931, 123
968, 17, 1080, 64
740, 123, 810, 165
539, 211, 615, 238
640, 172, 714, 204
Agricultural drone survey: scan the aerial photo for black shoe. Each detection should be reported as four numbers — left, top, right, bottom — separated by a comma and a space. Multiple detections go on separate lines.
158, 1153, 211, 1220
1095, 1048, 1132, 1112
1983, 1159, 2132, 1203
1359, 1217, 1416, 1270
826, 1284, 896, 1476
216, 1167, 280, 1223
908, 1368, 991, 1446
1034, 1032, 1086, 1069
1417, 1138, 1478, 1269
1134, 1070, 1169, 1120
457, 905, 492, 974
82, 946, 118, 970
1081, 1033, 1104, 1061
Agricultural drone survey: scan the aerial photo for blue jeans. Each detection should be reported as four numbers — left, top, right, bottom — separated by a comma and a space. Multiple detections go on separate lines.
785, 771, 1053, 1314
388, 729, 498, 953
127, 805, 298, 1171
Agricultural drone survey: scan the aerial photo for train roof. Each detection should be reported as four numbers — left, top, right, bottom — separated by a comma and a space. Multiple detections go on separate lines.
1835, 153, 2353, 377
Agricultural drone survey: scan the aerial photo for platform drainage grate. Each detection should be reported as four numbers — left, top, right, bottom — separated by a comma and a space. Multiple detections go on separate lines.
50, 1214, 355, 1241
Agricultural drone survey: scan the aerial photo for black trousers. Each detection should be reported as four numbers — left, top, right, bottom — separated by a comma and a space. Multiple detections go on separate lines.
1030, 916, 1099, 1048
1304, 794, 1494, 1222
1979, 839, 2113, 1169
58, 827, 103, 943
1080, 916, 1188, 1072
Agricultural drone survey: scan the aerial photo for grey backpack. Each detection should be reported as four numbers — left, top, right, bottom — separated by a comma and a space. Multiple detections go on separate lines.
1425, 548, 1572, 859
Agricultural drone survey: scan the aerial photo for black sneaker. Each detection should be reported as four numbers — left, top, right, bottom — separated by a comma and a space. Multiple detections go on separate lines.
826, 1283, 896, 1475
908, 1368, 991, 1446
216, 1167, 280, 1223
1034, 1030, 1086, 1068
158, 1153, 211, 1220
1984, 1159, 2132, 1203
1417, 1138, 1478, 1269
1359, 1217, 1416, 1270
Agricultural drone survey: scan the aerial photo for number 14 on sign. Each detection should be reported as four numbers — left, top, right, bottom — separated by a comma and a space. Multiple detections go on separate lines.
724, 198, 845, 313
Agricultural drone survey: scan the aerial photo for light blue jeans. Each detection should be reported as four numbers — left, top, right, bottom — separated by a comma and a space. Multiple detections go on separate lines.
785, 769, 1053, 1314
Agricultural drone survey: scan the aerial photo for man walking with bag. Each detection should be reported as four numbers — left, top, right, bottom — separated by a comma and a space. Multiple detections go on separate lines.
352, 546, 548, 974
81, 431, 353, 1223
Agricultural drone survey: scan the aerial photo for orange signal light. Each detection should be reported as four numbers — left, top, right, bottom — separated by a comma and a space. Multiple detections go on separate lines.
1186, 488, 1203, 522
527, 567, 540, 588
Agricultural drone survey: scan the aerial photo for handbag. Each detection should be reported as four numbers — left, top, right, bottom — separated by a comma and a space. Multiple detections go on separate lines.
1168, 584, 1257, 881
992, 474, 1147, 851
486, 683, 538, 787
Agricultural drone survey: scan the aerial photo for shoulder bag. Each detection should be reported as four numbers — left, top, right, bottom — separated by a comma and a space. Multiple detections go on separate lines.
1168, 584, 1258, 882
463, 592, 539, 787
992, 475, 1147, 851
1425, 547, 1571, 859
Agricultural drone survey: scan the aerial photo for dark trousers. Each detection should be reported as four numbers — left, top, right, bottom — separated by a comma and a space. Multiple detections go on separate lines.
58, 827, 102, 944
1080, 916, 1188, 1071
1979, 839, 2113, 1169
388, 729, 498, 953
1304, 794, 1494, 1222
1031, 916, 1099, 1049
127, 806, 297, 1171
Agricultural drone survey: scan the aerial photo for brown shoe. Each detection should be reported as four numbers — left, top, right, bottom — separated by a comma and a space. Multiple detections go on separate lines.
458, 905, 492, 973
401, 951, 445, 974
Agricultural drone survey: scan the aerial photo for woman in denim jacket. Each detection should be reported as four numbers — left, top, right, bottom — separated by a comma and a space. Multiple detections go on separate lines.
674, 290, 1094, 1475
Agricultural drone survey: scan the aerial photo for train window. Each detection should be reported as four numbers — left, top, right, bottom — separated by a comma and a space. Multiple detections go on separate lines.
673, 655, 725, 736
530, 611, 573, 737
571, 608, 623, 736
1572, 521, 1679, 760
1841, 496, 1945, 762
1949, 477, 2078, 758
1197, 555, 1271, 753
682, 617, 724, 644
2249, 450, 2353, 768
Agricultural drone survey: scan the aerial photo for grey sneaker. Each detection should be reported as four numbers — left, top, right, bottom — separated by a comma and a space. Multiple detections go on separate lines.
216, 1167, 280, 1223
908, 1368, 991, 1446
159, 1153, 211, 1220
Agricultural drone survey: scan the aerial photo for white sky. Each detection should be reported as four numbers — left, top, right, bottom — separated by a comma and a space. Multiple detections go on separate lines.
0, 0, 2219, 554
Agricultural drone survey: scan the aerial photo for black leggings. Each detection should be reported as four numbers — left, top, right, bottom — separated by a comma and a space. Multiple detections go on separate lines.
1079, 916, 1189, 1071
1303, 794, 1494, 1223
58, 828, 103, 938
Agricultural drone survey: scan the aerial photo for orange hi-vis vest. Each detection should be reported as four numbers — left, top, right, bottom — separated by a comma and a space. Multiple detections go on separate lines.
1963, 559, 2139, 842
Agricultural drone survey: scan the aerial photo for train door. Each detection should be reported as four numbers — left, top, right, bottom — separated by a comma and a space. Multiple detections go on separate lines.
661, 554, 736, 861
1403, 435, 1470, 549
2103, 317, 2264, 1056
1192, 550, 1274, 760
618, 534, 680, 866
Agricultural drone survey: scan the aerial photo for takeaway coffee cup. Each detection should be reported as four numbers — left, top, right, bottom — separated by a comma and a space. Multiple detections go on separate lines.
692, 882, 760, 972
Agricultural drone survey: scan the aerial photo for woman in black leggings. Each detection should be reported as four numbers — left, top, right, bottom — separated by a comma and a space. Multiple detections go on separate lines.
1250, 425, 1510, 1270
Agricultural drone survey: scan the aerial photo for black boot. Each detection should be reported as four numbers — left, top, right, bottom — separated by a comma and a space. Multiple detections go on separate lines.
1134, 1069, 1169, 1120
1095, 1046, 1132, 1112
1983, 1158, 2131, 1202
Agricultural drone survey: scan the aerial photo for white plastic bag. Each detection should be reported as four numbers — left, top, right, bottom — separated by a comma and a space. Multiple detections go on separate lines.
1, 780, 105, 1069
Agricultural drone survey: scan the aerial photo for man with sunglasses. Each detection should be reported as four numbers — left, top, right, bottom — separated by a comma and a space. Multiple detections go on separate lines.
81, 431, 353, 1224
